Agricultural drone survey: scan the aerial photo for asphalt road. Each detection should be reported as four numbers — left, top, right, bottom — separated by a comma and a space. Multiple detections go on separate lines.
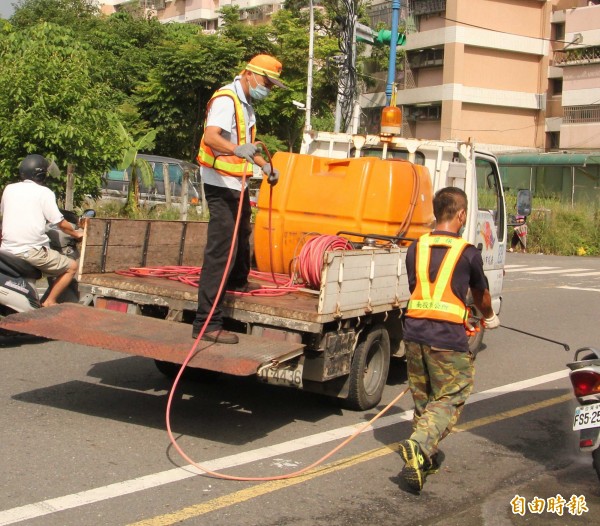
1, 252, 599, 525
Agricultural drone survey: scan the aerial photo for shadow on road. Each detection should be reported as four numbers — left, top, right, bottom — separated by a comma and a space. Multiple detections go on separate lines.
11, 354, 344, 446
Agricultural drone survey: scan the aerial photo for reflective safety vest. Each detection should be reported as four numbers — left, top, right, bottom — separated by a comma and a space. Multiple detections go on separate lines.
197, 88, 256, 177
405, 233, 470, 325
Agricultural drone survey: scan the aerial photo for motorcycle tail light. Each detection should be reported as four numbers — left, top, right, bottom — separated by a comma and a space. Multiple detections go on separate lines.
570, 370, 600, 397
580, 438, 594, 448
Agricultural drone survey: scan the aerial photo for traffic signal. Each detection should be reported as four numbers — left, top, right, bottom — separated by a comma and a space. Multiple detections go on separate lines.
355, 22, 406, 47
374, 29, 406, 47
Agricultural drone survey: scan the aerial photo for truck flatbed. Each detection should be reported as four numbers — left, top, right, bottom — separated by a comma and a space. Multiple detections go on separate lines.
0, 303, 305, 376
0, 217, 410, 409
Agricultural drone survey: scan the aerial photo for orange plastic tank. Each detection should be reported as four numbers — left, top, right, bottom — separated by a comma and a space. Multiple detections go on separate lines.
254, 152, 435, 274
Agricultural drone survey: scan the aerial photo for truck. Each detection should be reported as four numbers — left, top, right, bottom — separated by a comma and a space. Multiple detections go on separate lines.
0, 135, 530, 411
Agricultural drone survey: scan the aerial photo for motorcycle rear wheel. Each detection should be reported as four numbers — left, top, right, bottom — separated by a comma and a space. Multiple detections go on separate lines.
593, 447, 600, 483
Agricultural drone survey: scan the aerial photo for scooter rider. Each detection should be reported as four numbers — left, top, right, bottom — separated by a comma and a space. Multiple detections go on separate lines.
0, 154, 83, 307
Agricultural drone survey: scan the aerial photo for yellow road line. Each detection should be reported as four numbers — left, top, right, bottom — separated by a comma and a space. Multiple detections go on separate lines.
454, 393, 572, 432
128, 393, 571, 526
127, 445, 399, 526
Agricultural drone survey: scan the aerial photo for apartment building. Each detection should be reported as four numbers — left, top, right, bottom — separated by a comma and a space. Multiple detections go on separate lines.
98, 0, 282, 29
361, 0, 600, 153
551, 1, 600, 150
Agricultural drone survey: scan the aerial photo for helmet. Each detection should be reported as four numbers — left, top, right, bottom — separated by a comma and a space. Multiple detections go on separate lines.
19, 154, 59, 183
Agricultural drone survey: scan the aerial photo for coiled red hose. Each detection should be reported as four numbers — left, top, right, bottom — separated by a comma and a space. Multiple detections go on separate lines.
116, 235, 352, 292
296, 235, 353, 289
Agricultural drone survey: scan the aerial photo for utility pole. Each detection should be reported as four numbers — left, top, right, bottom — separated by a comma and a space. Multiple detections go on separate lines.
305, 0, 314, 132
386, 0, 402, 106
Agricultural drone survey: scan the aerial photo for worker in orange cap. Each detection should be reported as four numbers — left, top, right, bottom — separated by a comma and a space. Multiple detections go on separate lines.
194, 54, 286, 344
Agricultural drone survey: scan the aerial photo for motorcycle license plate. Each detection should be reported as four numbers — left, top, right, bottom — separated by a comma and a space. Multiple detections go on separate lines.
573, 402, 600, 431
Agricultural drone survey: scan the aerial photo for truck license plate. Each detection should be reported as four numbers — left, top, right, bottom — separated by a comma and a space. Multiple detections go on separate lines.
258, 361, 303, 389
573, 402, 600, 430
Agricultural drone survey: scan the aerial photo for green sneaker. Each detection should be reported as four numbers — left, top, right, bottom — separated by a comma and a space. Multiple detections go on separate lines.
398, 439, 426, 492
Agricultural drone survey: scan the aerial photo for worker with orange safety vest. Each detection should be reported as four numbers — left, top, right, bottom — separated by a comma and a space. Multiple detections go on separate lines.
193, 54, 286, 344
398, 187, 500, 493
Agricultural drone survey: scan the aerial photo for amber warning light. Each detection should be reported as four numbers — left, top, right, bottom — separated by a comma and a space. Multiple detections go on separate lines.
380, 83, 402, 142
380, 105, 402, 141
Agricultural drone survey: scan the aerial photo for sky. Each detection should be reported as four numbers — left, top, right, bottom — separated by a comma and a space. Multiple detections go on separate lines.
0, 0, 15, 19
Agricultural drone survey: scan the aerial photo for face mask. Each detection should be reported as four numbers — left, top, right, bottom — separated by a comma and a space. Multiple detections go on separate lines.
249, 73, 271, 101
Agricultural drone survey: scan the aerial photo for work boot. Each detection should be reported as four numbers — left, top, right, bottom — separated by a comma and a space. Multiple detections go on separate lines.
398, 439, 426, 493
423, 449, 445, 476
228, 281, 262, 293
199, 329, 239, 344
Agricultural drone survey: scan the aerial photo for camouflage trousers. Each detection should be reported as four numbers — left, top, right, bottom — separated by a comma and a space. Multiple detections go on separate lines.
404, 341, 474, 461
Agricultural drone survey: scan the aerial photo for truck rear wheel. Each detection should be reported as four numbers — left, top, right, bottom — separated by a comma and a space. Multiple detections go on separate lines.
345, 325, 391, 411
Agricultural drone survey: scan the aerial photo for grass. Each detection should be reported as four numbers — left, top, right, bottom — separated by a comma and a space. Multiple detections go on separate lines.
521, 197, 600, 256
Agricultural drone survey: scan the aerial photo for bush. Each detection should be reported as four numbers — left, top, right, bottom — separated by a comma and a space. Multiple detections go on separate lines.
517, 197, 600, 256
85, 199, 209, 221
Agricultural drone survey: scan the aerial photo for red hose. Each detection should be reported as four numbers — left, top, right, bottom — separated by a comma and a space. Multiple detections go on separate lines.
121, 148, 403, 481
116, 233, 353, 292
297, 235, 353, 289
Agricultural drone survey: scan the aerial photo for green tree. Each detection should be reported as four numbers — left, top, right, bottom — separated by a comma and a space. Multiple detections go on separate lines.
135, 30, 244, 161
254, 9, 338, 151
9, 0, 99, 27
218, 6, 276, 60
84, 11, 168, 100
0, 22, 122, 203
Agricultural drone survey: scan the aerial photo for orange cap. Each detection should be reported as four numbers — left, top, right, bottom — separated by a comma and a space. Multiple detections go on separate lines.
245, 54, 286, 88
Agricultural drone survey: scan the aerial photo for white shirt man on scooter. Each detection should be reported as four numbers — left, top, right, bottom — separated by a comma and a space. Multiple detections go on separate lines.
0, 154, 83, 307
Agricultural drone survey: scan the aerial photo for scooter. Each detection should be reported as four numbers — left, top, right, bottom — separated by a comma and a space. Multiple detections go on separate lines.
568, 347, 600, 482
0, 209, 94, 316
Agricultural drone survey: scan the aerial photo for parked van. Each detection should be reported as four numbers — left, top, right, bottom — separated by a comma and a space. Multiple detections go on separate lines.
102, 154, 201, 206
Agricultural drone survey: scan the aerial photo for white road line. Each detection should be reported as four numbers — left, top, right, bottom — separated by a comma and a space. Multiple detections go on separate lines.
528, 268, 593, 275
562, 271, 600, 277
0, 370, 570, 526
504, 266, 557, 273
503, 265, 528, 269
559, 285, 600, 293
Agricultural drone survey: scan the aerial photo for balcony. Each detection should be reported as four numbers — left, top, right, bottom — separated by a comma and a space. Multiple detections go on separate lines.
563, 105, 600, 124
409, 0, 446, 16
554, 46, 600, 66
404, 103, 441, 121
407, 48, 444, 69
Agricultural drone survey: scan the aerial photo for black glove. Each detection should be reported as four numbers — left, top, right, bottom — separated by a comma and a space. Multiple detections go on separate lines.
233, 143, 258, 163
262, 163, 280, 186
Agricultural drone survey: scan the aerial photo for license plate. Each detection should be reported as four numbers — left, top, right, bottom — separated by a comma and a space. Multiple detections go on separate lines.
258, 361, 303, 389
573, 402, 600, 430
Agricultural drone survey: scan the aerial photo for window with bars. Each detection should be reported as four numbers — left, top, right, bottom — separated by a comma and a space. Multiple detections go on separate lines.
563, 105, 600, 124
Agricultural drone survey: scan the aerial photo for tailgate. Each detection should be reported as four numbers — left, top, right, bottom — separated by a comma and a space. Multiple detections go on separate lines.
0, 304, 304, 376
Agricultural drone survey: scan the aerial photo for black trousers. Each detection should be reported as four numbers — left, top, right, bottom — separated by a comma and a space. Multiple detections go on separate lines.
194, 183, 252, 332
